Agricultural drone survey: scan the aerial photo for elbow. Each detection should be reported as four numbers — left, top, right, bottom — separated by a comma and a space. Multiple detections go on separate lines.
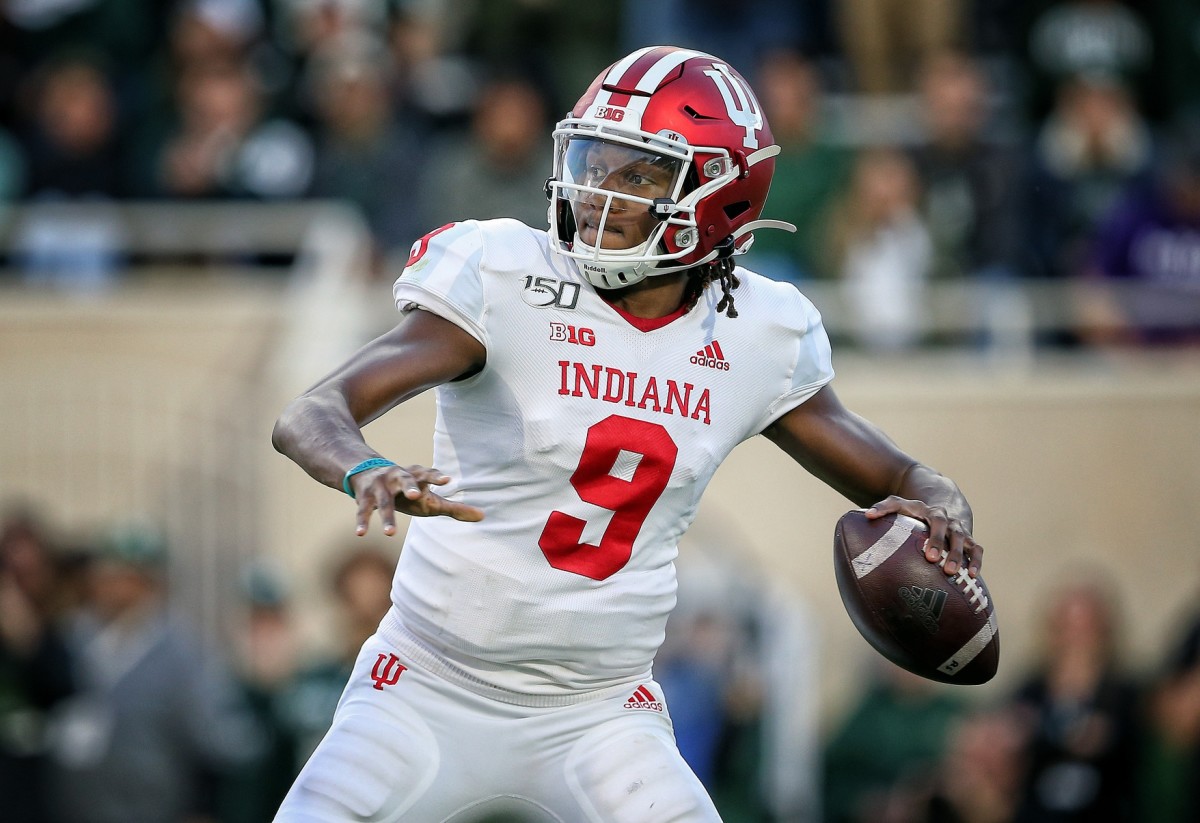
271, 401, 300, 456
270, 420, 287, 456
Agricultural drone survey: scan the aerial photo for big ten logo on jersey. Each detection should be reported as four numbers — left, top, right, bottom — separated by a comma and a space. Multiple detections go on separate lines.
522, 275, 581, 309
595, 106, 624, 122
550, 322, 595, 346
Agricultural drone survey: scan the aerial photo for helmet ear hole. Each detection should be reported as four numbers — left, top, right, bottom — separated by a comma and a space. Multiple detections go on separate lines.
724, 201, 751, 220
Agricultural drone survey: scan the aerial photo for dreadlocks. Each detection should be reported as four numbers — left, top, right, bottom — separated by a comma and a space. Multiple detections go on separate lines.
682, 256, 741, 318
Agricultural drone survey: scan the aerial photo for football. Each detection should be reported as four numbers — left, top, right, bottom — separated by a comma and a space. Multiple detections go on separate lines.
833, 509, 999, 685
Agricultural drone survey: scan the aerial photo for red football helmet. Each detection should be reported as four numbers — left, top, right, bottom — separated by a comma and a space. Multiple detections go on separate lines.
548, 45, 795, 289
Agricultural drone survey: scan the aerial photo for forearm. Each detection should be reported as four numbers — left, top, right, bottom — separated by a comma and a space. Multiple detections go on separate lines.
272, 388, 385, 492
764, 389, 972, 524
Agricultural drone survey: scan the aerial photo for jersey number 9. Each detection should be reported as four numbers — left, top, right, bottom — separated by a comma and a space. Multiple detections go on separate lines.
538, 415, 678, 580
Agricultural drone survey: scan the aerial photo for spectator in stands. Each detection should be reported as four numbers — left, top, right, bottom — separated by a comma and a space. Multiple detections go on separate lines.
133, 0, 307, 192
837, 0, 964, 95
277, 546, 395, 766
906, 47, 1035, 351
46, 523, 262, 823
1009, 579, 1140, 823
308, 33, 427, 263
1076, 121, 1200, 346
385, 4, 478, 130
0, 511, 75, 823
0, 0, 162, 93
911, 49, 1022, 282
150, 58, 313, 199
1147, 0, 1200, 123
1025, 0, 1153, 120
618, 0, 819, 97
743, 49, 853, 286
274, 0, 390, 124
658, 548, 821, 820
418, 75, 551, 230
1139, 598, 1200, 822
654, 607, 740, 794
168, 0, 264, 73
1027, 72, 1154, 284
10, 54, 127, 293
896, 706, 1026, 823
19, 55, 123, 199
221, 560, 301, 823
824, 146, 933, 351
823, 662, 966, 823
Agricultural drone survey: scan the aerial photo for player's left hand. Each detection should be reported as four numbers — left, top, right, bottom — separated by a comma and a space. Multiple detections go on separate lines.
351, 463, 484, 537
865, 495, 982, 578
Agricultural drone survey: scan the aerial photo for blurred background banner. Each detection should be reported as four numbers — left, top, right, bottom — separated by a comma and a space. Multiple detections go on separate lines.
1, 1, 1200, 822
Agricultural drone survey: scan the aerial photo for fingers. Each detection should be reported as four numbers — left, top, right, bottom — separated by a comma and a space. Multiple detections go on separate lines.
397, 472, 485, 522
863, 496, 903, 519
867, 495, 977, 577
942, 517, 969, 578
965, 538, 984, 577
432, 499, 486, 523
398, 465, 450, 501
352, 464, 483, 535
354, 466, 402, 536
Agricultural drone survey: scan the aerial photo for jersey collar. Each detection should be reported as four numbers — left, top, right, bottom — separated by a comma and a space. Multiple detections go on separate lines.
602, 296, 691, 332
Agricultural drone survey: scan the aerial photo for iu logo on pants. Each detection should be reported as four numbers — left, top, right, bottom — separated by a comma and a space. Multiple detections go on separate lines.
370, 653, 407, 690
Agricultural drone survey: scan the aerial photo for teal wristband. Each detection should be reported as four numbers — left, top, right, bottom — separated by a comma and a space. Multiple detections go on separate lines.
342, 458, 397, 498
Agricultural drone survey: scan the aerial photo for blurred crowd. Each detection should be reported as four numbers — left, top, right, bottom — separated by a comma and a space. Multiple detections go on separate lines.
3, 506, 1200, 823
4, 2, 1200, 822
0, 507, 404, 823
0, 0, 1199, 345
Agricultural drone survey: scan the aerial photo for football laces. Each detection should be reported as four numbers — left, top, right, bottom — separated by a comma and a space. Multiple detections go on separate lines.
936, 549, 990, 614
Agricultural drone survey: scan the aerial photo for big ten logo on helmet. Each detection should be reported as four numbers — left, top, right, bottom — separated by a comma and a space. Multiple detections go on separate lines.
522, 275, 581, 309
550, 322, 595, 346
595, 106, 624, 122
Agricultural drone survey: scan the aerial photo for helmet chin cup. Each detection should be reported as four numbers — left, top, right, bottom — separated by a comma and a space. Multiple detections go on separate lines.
571, 233, 654, 289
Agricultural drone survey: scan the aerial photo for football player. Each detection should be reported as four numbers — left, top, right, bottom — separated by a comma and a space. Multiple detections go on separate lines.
272, 45, 980, 822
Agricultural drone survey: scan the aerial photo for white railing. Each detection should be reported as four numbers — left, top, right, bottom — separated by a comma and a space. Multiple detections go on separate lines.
0, 200, 374, 647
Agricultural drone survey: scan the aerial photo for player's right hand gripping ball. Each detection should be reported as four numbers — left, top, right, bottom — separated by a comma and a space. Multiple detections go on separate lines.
833, 509, 999, 685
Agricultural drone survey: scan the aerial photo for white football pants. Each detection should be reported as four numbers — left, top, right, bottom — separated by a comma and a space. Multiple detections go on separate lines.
274, 626, 721, 822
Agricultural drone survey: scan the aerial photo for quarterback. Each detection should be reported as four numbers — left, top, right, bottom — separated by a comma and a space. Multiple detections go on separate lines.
272, 46, 979, 822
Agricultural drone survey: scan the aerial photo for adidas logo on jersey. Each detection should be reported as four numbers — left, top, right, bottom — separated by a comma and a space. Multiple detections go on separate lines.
690, 340, 730, 371
623, 685, 664, 712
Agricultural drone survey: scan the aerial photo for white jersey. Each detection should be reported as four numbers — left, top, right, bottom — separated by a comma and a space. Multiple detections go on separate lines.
390, 219, 833, 696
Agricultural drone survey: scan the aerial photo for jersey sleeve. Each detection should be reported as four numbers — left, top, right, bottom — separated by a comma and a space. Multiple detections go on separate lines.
752, 286, 835, 434
392, 221, 489, 347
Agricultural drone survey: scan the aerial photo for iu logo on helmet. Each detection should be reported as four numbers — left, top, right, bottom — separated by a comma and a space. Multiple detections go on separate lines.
370, 653, 407, 690
702, 63, 763, 150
